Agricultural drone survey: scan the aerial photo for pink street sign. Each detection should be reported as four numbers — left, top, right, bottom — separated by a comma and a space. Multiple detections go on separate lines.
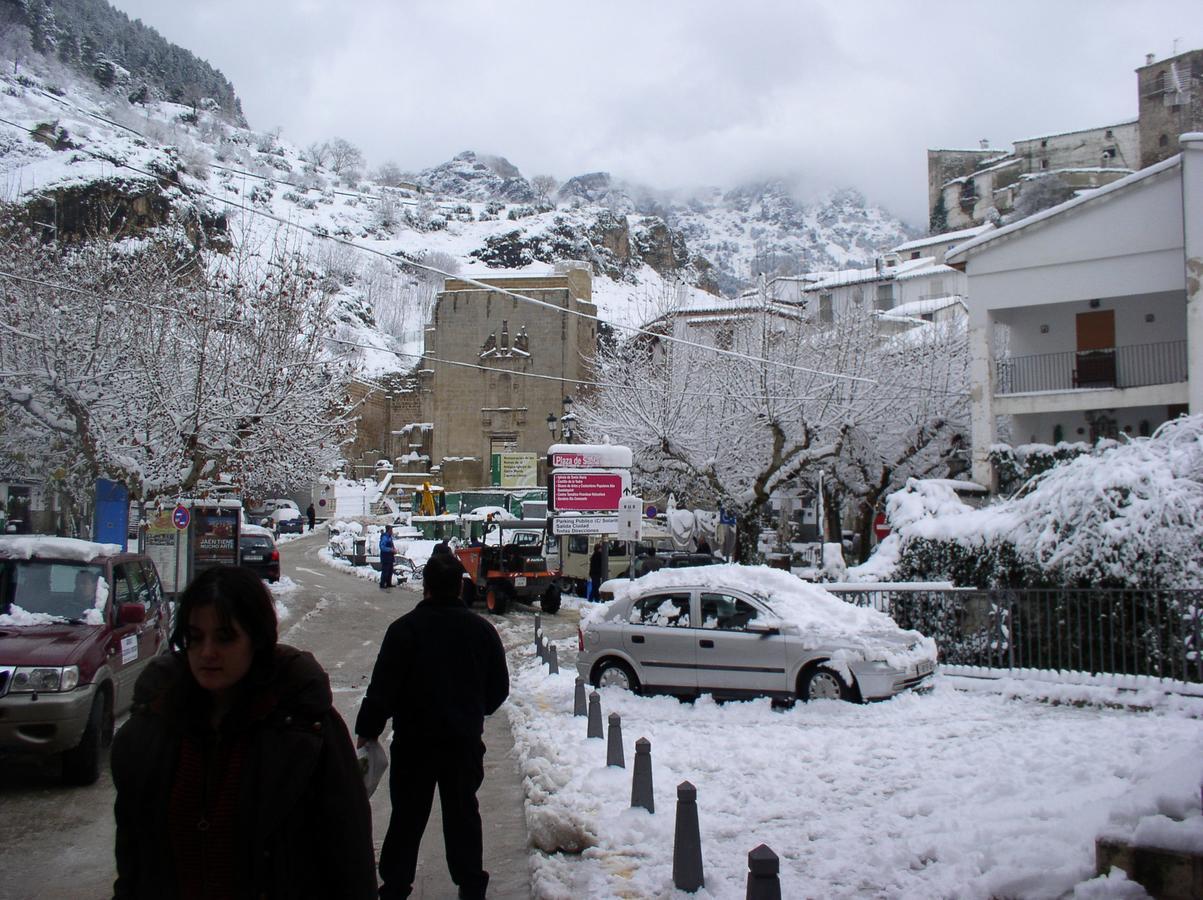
551, 471, 625, 512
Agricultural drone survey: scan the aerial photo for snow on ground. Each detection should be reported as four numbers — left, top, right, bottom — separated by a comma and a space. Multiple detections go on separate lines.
494, 614, 1203, 900
266, 574, 300, 623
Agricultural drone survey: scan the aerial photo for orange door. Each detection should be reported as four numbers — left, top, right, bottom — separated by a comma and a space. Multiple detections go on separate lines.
1076, 310, 1115, 351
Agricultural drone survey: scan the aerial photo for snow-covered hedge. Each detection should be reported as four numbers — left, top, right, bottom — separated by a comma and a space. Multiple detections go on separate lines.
867, 415, 1203, 589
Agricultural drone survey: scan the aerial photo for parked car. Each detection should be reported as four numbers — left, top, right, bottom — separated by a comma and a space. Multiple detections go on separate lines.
0, 536, 172, 784
238, 524, 280, 583
578, 564, 936, 704
597, 551, 720, 601
270, 506, 305, 535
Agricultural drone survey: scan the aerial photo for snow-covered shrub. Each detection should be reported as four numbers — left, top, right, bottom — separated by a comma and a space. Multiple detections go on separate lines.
883, 416, 1203, 589
989, 440, 1097, 497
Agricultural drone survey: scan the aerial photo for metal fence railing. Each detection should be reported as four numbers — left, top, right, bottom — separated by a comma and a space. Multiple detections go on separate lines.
995, 340, 1188, 394
828, 587, 1203, 684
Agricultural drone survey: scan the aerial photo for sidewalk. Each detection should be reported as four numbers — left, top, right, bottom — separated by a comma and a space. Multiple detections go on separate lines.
286, 534, 532, 899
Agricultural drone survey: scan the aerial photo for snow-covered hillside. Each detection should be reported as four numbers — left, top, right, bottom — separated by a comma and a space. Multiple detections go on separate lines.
0, 51, 916, 379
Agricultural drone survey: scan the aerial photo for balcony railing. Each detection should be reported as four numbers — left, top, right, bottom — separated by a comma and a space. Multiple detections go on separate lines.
995, 340, 1188, 395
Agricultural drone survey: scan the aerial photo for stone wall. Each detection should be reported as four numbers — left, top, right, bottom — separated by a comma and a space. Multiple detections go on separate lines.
1137, 50, 1203, 167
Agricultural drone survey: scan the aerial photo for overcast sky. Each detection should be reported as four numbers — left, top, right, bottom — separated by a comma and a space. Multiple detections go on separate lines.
109, 0, 1203, 227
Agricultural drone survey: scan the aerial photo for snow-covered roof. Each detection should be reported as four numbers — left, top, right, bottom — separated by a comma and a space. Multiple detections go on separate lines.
893, 262, 959, 283
881, 295, 967, 318
946, 153, 1183, 263
891, 225, 992, 254
1013, 118, 1137, 145
802, 256, 935, 292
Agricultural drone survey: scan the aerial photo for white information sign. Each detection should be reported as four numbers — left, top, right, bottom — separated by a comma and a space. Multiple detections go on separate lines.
551, 515, 620, 536
617, 495, 643, 542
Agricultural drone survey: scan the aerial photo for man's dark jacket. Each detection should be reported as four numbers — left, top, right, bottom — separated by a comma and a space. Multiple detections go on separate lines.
111, 646, 377, 900
356, 594, 509, 741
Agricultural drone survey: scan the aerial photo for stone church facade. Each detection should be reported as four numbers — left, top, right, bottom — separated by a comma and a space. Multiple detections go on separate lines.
342, 263, 597, 495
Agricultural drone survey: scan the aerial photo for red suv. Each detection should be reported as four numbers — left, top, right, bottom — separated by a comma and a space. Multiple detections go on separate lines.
0, 536, 171, 784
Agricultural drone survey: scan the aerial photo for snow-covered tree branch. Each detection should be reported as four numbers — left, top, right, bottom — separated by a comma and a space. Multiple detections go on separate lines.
0, 215, 357, 517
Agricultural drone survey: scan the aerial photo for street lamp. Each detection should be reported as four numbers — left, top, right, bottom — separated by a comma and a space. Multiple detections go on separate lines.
547, 395, 576, 443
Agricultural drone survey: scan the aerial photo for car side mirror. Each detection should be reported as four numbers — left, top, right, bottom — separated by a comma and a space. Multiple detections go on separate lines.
745, 621, 779, 635
117, 603, 146, 625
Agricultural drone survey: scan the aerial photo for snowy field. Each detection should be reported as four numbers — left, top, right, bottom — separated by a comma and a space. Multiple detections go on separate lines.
494, 614, 1203, 900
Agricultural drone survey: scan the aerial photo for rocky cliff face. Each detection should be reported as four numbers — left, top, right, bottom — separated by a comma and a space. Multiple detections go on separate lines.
414, 151, 536, 204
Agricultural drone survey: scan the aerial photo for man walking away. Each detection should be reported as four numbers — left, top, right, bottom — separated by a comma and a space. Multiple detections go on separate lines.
379, 525, 396, 589
588, 542, 605, 601
356, 554, 510, 899
306, 503, 317, 532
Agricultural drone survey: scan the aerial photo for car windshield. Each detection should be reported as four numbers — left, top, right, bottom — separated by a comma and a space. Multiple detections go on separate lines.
0, 560, 108, 626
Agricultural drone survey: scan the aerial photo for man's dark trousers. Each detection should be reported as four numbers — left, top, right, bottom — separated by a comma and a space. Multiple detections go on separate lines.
380, 553, 395, 588
379, 736, 488, 899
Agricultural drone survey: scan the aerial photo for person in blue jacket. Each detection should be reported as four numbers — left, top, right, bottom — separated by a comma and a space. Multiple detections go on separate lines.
379, 525, 396, 589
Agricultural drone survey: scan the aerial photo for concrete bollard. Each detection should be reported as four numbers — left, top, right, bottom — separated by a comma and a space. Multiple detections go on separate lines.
606, 713, 625, 767
549, 644, 559, 674
574, 678, 587, 717
673, 781, 704, 893
587, 690, 604, 739
745, 844, 781, 900
631, 737, 654, 813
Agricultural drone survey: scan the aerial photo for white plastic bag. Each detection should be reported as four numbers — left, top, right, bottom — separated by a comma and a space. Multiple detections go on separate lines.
356, 739, 389, 798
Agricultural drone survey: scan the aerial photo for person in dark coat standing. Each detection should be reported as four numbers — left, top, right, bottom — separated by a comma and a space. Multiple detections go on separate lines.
306, 503, 316, 531
111, 566, 376, 900
356, 553, 510, 900
588, 542, 606, 601
379, 524, 397, 589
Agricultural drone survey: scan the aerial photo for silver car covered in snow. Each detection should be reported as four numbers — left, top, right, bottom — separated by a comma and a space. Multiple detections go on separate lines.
576, 564, 937, 703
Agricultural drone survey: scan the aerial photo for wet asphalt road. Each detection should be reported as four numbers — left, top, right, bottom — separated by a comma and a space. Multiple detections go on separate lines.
0, 531, 554, 900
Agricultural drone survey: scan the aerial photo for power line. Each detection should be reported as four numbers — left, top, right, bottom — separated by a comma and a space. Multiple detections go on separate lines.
0, 110, 884, 387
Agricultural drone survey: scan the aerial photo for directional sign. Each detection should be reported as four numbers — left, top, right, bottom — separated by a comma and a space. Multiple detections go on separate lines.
551, 515, 619, 536
550, 470, 630, 512
617, 495, 643, 542
172, 504, 190, 531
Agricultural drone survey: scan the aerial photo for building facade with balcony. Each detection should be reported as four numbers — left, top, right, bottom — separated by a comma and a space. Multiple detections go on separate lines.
948, 133, 1203, 488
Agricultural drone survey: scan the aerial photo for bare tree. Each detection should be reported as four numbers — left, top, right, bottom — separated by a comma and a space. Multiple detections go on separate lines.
579, 296, 968, 561
326, 138, 364, 176
374, 161, 407, 188
0, 217, 357, 518
303, 140, 332, 169
531, 174, 558, 205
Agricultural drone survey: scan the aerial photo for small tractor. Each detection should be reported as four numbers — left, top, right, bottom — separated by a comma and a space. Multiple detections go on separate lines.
456, 518, 562, 615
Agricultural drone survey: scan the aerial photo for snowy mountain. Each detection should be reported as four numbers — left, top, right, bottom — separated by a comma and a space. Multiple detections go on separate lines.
0, 36, 916, 380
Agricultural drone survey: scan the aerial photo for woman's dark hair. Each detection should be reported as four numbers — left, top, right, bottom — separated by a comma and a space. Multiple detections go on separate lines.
170, 565, 278, 660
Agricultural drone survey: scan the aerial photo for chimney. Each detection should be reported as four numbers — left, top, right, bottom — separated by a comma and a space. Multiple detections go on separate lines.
1146, 53, 1155, 65
979, 139, 990, 150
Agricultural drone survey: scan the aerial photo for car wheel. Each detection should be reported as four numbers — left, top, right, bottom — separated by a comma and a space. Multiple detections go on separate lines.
594, 659, 640, 693
799, 665, 855, 703
62, 690, 109, 785
485, 584, 510, 615
541, 584, 562, 615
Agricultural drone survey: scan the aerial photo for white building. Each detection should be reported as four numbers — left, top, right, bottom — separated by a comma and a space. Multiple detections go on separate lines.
947, 133, 1203, 487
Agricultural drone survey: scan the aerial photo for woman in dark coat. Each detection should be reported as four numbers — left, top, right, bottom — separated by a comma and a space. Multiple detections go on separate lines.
111, 566, 376, 900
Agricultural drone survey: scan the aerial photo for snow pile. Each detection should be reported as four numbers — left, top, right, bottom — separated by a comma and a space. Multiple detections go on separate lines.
495, 614, 1203, 899
0, 536, 123, 561
1096, 748, 1203, 855
850, 416, 1203, 588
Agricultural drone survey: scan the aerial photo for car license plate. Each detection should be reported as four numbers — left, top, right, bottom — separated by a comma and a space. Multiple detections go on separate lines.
243, 553, 265, 562
514, 576, 527, 586
917, 659, 934, 675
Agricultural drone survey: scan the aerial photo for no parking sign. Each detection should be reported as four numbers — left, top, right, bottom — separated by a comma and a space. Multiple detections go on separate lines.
172, 504, 190, 530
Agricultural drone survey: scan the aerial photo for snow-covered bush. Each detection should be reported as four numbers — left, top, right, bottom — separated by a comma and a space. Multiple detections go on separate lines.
881, 417, 1203, 589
